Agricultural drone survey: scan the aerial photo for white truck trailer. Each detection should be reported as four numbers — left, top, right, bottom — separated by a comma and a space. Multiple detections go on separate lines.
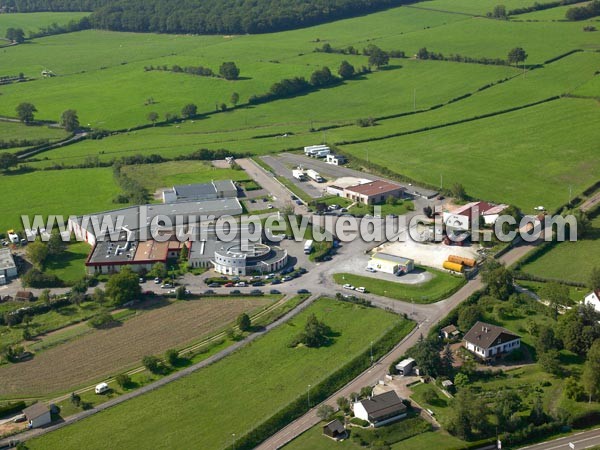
304, 240, 314, 254
306, 169, 324, 183
292, 169, 306, 181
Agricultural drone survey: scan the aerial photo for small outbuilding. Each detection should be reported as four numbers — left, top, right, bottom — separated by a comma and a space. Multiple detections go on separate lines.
395, 358, 416, 376
22, 402, 51, 429
322, 419, 347, 440
441, 324, 460, 339
15, 291, 34, 302
368, 253, 414, 275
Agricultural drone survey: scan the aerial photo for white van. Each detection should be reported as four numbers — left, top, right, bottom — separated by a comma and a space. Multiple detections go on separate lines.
95, 382, 109, 394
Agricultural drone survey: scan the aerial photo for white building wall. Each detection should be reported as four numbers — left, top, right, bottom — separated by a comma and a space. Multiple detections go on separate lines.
353, 402, 369, 422
585, 292, 600, 312
29, 411, 51, 428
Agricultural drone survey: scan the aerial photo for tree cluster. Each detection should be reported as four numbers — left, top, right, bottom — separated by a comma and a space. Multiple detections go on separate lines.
289, 313, 333, 348
417, 47, 508, 66
566, 0, 600, 20
5, 27, 25, 43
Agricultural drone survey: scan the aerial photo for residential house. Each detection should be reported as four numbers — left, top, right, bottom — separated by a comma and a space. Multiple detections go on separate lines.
353, 391, 407, 427
463, 321, 521, 360
585, 291, 600, 313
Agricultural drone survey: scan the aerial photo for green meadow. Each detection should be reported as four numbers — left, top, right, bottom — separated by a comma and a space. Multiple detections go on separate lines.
0, 12, 89, 37
28, 298, 412, 450
341, 97, 600, 212
0, 167, 120, 232
0, 120, 68, 143
521, 215, 600, 284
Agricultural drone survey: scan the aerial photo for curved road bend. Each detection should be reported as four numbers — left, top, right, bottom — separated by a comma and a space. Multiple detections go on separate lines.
256, 242, 534, 450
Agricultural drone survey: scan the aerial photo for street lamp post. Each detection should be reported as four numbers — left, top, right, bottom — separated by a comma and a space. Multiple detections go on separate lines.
370, 340, 374, 365
307, 384, 311, 409
231, 433, 236, 450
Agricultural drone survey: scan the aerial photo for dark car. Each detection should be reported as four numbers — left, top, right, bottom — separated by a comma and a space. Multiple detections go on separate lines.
295, 200, 303, 205
230, 289, 241, 295
252, 281, 264, 287
208, 283, 221, 288
271, 279, 281, 285
250, 289, 263, 295
204, 290, 215, 295
298, 267, 307, 274
297, 289, 310, 294
270, 289, 281, 295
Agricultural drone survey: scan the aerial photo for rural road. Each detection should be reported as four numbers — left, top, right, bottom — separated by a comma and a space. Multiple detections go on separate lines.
517, 428, 600, 450
255, 241, 533, 450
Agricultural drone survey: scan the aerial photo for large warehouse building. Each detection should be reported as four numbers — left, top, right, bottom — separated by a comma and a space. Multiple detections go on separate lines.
343, 180, 405, 205
161, 180, 238, 203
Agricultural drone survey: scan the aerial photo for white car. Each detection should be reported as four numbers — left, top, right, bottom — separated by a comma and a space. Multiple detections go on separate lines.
343, 284, 355, 290
366, 267, 376, 273
267, 204, 274, 209
235, 282, 246, 287
356, 287, 366, 293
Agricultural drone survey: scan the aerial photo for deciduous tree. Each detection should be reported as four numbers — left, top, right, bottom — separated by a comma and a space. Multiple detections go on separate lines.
16, 102, 37, 124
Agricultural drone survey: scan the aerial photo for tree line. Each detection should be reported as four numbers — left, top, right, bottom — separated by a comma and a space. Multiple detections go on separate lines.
1, 0, 417, 34
144, 61, 240, 80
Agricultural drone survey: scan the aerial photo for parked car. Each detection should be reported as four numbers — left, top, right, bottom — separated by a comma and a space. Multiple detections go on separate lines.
95, 382, 110, 395
252, 281, 264, 287
271, 279, 281, 285
343, 284, 355, 290
356, 287, 367, 293
154, 278, 161, 284
295, 200, 303, 205
366, 267, 376, 273
267, 204, 274, 209
204, 289, 215, 295
298, 267, 307, 274
139, 277, 145, 283
297, 289, 310, 294
250, 289, 263, 295
230, 289, 241, 295
270, 289, 281, 295
235, 282, 246, 287
224, 282, 234, 288
282, 276, 293, 282
161, 283, 173, 289
208, 283, 221, 288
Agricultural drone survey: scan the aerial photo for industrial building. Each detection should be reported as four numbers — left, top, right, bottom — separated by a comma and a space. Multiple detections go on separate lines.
326, 154, 346, 165
0, 248, 17, 285
367, 253, 414, 275
443, 201, 508, 231
69, 198, 243, 246
343, 180, 405, 205
161, 180, 238, 203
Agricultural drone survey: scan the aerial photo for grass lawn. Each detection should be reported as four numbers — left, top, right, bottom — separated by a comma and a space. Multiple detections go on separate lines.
0, 167, 122, 232
28, 298, 411, 449
521, 216, 600, 284
410, 382, 453, 424
121, 160, 250, 191
44, 241, 91, 284
517, 280, 587, 304
0, 12, 89, 37
349, 200, 414, 217
314, 196, 353, 208
0, 121, 68, 143
333, 270, 466, 303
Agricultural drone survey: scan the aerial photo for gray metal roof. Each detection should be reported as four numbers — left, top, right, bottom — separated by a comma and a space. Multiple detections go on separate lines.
359, 391, 406, 420
0, 248, 16, 271
173, 180, 237, 201
23, 402, 49, 420
372, 253, 413, 265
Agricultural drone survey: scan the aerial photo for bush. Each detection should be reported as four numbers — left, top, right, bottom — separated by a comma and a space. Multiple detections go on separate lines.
0, 401, 26, 418
88, 311, 117, 329
350, 417, 370, 427
165, 349, 179, 366
237, 313, 251, 332
142, 355, 167, 375
21, 268, 63, 288
115, 373, 131, 389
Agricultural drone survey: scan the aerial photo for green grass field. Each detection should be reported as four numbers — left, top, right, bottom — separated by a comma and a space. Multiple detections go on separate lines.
0, 167, 121, 232
0, 121, 67, 143
0, 12, 89, 38
44, 241, 91, 284
513, 1, 594, 20
333, 269, 465, 303
521, 215, 600, 284
121, 160, 250, 191
28, 298, 411, 450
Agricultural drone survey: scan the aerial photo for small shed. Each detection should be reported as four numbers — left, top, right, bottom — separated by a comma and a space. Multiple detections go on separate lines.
395, 358, 416, 376
441, 324, 460, 339
442, 380, 454, 389
322, 419, 347, 439
23, 402, 51, 428
15, 291, 34, 302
